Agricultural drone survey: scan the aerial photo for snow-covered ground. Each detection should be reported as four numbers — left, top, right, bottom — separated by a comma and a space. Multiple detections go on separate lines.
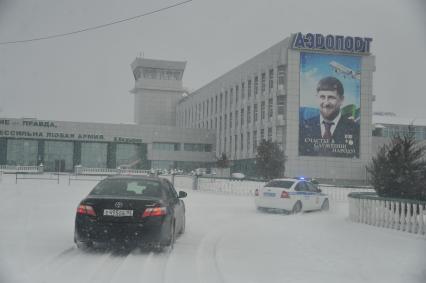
0, 174, 425, 283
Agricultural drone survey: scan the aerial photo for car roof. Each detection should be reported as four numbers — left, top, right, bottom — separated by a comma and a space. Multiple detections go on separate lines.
106, 175, 167, 183
268, 178, 301, 182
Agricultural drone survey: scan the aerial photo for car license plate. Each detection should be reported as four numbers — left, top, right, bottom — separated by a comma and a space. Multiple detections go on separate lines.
103, 209, 133, 217
263, 192, 276, 197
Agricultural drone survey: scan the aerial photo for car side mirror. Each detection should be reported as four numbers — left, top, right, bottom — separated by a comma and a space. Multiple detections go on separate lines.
178, 191, 187, 198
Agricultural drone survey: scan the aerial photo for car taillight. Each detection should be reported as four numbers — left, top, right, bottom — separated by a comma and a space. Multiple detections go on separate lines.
142, 207, 167, 218
280, 191, 289, 198
255, 189, 259, 196
77, 204, 96, 216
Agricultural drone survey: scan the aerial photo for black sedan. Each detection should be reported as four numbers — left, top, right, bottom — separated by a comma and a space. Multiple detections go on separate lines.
74, 175, 186, 251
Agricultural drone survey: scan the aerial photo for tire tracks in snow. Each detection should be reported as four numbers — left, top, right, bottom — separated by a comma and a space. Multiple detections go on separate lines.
107, 249, 172, 283
25, 246, 80, 283
29, 247, 134, 283
195, 230, 226, 283
135, 250, 169, 283
192, 210, 275, 283
85, 249, 132, 283
28, 245, 176, 283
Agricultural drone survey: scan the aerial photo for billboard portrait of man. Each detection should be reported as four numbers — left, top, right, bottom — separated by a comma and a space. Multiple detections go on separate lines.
299, 52, 361, 158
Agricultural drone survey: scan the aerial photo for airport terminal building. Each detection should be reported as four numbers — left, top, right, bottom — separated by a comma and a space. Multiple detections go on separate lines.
0, 58, 216, 172
177, 32, 375, 181
4, 32, 422, 182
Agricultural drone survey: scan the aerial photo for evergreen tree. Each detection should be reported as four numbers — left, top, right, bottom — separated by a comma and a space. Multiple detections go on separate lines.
255, 140, 286, 180
367, 128, 426, 200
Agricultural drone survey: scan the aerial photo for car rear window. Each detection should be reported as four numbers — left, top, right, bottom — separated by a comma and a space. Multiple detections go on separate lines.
264, 180, 294, 189
90, 179, 163, 198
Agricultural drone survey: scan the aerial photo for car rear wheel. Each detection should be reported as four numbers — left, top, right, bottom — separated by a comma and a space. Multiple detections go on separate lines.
159, 222, 175, 253
179, 215, 185, 235
74, 232, 92, 251
292, 201, 302, 214
321, 199, 329, 211
75, 240, 92, 250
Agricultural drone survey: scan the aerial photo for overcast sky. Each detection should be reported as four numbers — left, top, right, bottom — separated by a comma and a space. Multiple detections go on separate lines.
0, 0, 425, 124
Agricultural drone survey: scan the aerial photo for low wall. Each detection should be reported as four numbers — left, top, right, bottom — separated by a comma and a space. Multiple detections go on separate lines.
74, 166, 150, 176
348, 192, 426, 236
0, 165, 43, 174
198, 177, 265, 196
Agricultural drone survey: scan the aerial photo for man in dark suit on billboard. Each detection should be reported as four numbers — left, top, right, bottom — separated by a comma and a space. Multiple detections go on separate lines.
299, 76, 359, 157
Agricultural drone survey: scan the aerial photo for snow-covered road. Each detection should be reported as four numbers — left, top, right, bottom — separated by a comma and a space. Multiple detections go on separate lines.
0, 174, 425, 283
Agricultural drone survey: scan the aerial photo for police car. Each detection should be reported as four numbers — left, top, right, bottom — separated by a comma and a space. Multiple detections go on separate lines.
254, 178, 329, 213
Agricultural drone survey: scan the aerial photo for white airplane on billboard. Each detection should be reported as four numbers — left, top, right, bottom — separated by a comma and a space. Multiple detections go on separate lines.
329, 61, 360, 80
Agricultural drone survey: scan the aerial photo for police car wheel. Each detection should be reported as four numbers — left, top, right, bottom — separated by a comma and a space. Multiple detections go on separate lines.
321, 199, 329, 211
292, 201, 302, 214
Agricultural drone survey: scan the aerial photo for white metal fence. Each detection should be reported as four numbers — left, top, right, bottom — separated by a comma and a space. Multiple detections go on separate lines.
196, 177, 375, 202
349, 194, 426, 236
319, 185, 375, 202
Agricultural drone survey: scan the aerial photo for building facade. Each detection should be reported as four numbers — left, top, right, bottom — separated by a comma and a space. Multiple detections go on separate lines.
0, 118, 215, 172
177, 33, 376, 181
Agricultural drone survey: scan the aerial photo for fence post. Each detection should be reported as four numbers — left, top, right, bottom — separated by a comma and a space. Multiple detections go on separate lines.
406, 203, 412, 233
400, 202, 406, 231
390, 201, 396, 229
375, 200, 380, 227
171, 171, 175, 186
412, 204, 417, 234
359, 198, 364, 223
418, 205, 425, 235
382, 200, 387, 227
383, 201, 389, 228
192, 175, 198, 190
376, 200, 381, 227
395, 201, 401, 230
371, 199, 376, 226
353, 198, 359, 222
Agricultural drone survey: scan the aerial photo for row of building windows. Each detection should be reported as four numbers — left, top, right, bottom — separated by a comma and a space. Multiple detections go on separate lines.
152, 142, 181, 151
177, 65, 287, 129
133, 67, 181, 81
5, 140, 141, 171
179, 95, 286, 130
152, 142, 212, 152
217, 126, 285, 158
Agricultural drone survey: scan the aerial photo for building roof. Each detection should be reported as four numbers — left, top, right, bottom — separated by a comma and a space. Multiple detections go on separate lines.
131, 57, 186, 71
373, 113, 426, 127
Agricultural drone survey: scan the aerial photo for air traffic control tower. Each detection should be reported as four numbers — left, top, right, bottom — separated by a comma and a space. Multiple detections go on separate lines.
130, 58, 186, 126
